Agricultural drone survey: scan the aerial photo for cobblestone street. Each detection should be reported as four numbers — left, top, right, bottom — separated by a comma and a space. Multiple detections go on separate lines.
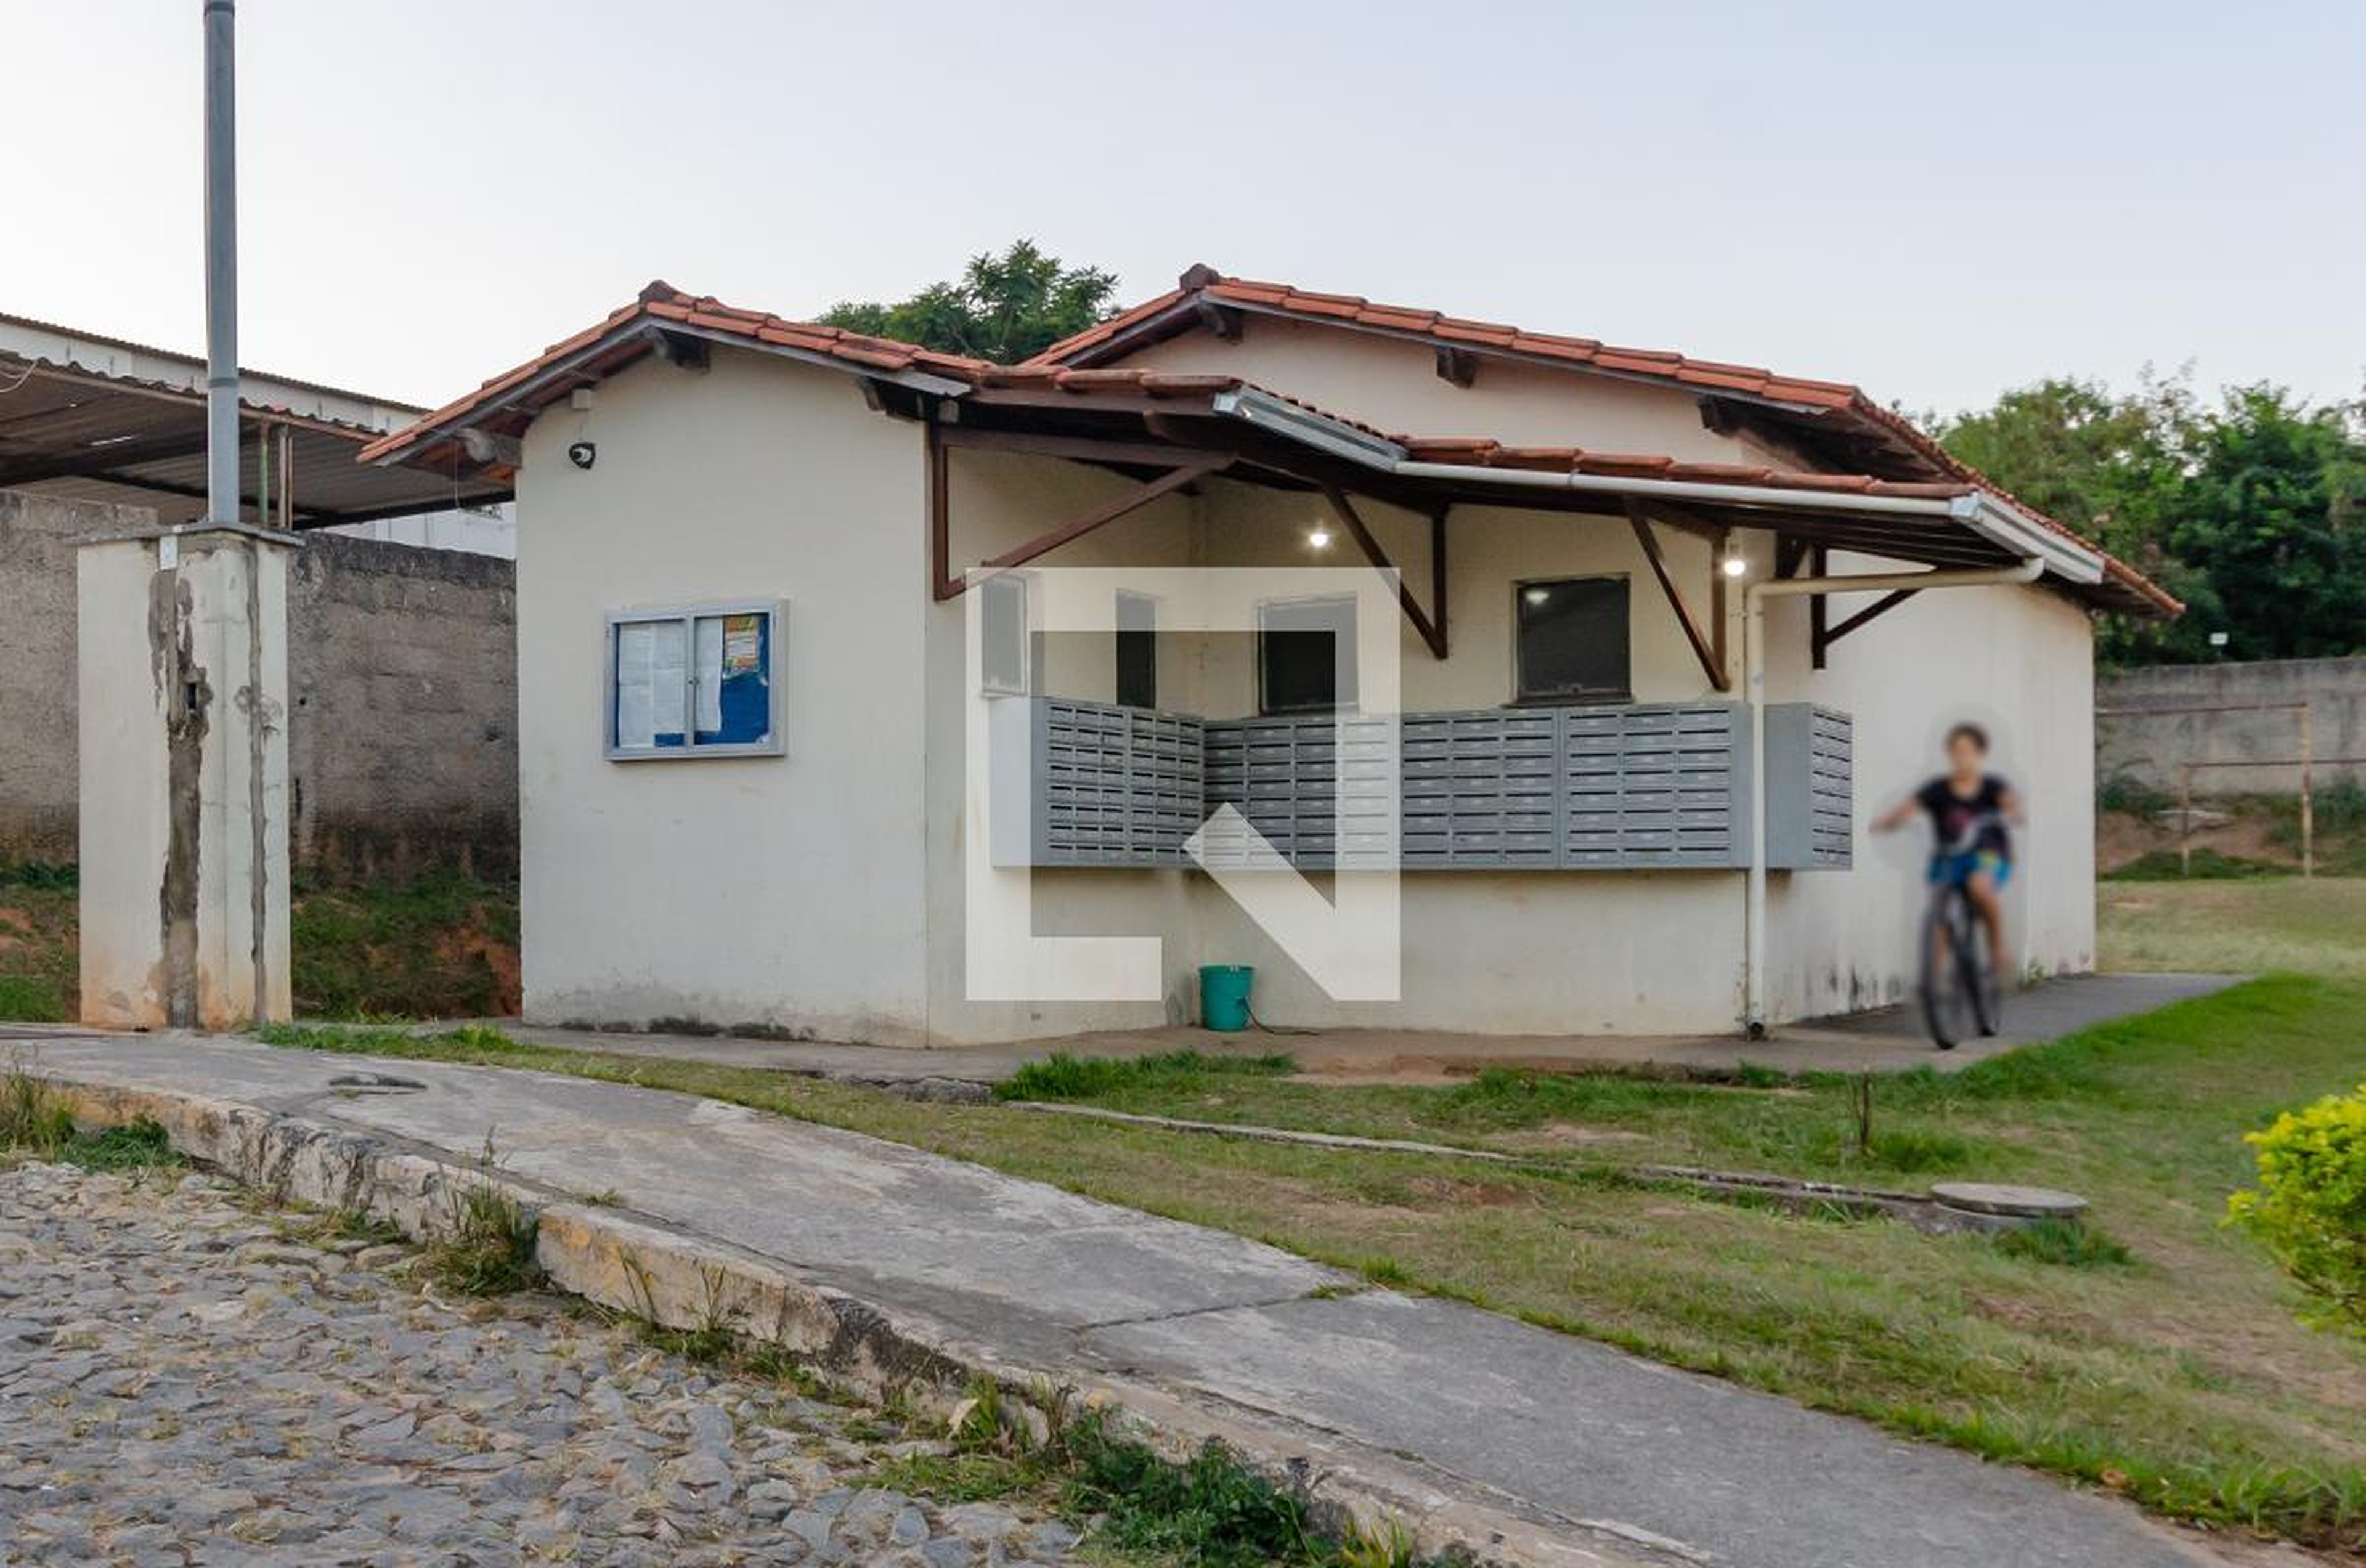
0, 1161, 1085, 1567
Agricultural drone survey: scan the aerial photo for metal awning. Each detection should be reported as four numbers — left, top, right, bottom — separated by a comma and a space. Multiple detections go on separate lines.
0, 311, 512, 528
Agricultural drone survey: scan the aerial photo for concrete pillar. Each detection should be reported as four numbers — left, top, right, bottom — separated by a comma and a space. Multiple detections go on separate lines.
78, 524, 296, 1028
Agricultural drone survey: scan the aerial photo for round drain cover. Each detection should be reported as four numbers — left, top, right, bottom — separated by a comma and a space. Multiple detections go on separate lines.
1930, 1181, 2088, 1219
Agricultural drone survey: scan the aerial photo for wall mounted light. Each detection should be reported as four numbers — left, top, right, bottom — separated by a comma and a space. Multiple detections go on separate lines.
1720, 546, 1748, 579
1307, 525, 1333, 551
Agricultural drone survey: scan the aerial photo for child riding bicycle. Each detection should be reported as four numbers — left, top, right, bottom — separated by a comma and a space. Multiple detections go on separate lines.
1871, 722, 2024, 974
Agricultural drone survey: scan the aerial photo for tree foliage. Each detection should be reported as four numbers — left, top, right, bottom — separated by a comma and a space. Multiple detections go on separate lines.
819, 240, 1120, 365
1936, 376, 2366, 667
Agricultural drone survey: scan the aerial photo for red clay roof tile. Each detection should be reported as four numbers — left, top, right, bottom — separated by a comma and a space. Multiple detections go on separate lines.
362, 267, 2177, 617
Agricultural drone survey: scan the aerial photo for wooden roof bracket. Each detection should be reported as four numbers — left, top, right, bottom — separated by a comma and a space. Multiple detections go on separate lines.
1813, 583, 1918, 668
1625, 501, 1730, 693
1322, 487, 1449, 660
930, 418, 1227, 601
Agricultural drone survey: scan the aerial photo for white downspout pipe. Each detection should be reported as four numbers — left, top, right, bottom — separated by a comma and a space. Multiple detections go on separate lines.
1739, 558, 2043, 1036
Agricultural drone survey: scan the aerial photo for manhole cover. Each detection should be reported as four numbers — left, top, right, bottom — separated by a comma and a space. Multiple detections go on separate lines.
327, 1072, 428, 1096
1930, 1181, 2088, 1219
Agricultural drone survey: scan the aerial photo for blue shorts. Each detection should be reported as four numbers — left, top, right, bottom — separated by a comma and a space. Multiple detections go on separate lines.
1930, 850, 2011, 889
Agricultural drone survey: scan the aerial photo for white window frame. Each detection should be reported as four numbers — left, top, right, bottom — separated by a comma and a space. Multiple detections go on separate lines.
604, 598, 787, 762
979, 573, 1032, 697
1256, 593, 1359, 716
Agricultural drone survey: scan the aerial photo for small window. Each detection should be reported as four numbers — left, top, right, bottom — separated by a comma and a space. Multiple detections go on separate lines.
1258, 595, 1357, 715
608, 601, 783, 760
980, 574, 1030, 696
1515, 577, 1630, 702
1115, 591, 1157, 709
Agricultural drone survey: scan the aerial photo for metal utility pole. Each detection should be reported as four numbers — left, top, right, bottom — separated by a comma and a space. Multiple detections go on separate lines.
203, 0, 238, 526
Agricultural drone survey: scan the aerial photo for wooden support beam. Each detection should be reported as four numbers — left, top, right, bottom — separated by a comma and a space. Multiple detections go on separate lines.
938, 455, 1228, 599
1818, 588, 1919, 656
1809, 545, 1829, 669
1434, 346, 1478, 388
1624, 497, 1725, 545
1322, 487, 1447, 660
934, 424, 1203, 470
1430, 506, 1450, 657
1710, 527, 1729, 684
1625, 505, 1730, 693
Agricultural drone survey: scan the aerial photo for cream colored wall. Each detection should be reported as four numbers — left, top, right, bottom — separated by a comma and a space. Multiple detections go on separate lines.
919, 450, 1206, 1042
1191, 481, 1728, 715
513, 348, 933, 1039
505, 340, 2094, 1045
1118, 317, 1760, 460
1762, 567, 2097, 1019
916, 461, 1757, 1042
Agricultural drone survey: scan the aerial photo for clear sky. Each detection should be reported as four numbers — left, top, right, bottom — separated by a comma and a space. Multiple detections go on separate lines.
7, 1, 2361, 419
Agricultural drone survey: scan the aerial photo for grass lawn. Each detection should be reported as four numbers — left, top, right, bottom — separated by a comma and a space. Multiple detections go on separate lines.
2101, 874, 2366, 979
0, 869, 519, 1023
264, 948, 2366, 1550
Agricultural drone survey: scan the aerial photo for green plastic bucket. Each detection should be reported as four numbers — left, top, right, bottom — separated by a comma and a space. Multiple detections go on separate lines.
1199, 964, 1255, 1033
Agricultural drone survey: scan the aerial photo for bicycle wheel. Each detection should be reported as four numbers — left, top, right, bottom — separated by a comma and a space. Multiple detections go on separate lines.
1968, 915, 2004, 1037
1919, 893, 1974, 1050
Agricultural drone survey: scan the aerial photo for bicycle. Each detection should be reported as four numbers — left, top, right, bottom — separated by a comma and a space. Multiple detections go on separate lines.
1918, 815, 2005, 1050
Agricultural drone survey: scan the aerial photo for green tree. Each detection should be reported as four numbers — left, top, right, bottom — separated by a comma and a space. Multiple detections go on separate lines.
1934, 375, 2202, 665
2173, 386, 2366, 661
819, 240, 1120, 364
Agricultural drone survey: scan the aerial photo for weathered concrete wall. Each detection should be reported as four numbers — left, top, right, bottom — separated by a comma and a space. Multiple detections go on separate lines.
0, 492, 118, 862
0, 491, 517, 879
287, 533, 517, 879
2097, 657, 2366, 796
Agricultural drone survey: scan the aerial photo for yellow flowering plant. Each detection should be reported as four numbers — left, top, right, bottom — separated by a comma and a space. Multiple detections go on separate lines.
2228, 1079, 2366, 1336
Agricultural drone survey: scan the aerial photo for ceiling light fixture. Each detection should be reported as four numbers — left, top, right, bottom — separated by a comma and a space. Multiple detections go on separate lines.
1307, 526, 1333, 551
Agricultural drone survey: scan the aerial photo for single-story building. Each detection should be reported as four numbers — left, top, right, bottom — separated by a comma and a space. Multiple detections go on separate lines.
362, 267, 2175, 1045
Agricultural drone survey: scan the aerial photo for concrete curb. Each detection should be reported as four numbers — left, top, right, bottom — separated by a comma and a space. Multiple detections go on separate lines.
34, 1070, 1658, 1568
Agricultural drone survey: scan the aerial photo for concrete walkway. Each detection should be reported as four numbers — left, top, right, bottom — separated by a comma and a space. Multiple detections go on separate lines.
20, 1030, 2246, 1568
489, 971, 2240, 1089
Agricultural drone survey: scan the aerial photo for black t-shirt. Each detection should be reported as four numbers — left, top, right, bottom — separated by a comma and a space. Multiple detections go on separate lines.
1917, 774, 2012, 859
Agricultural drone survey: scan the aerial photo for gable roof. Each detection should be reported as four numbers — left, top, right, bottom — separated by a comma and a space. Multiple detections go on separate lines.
1029, 264, 2176, 614
360, 277, 2174, 615
354, 283, 994, 473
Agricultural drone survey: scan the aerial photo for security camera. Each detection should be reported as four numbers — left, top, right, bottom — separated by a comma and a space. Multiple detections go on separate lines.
567, 441, 596, 471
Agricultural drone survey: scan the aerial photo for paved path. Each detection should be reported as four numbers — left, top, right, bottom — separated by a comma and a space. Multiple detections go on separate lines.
0, 1159, 1083, 1567
483, 971, 2241, 1087
20, 1030, 2243, 1568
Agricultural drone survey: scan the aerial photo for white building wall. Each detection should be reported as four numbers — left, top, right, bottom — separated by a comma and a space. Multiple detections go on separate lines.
513, 349, 932, 1039
502, 341, 2099, 1046
1763, 571, 2097, 1018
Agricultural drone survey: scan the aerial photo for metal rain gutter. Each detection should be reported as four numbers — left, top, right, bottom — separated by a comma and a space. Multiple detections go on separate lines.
1211, 389, 2107, 586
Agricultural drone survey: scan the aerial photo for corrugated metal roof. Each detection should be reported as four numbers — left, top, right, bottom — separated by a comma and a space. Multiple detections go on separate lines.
0, 312, 510, 527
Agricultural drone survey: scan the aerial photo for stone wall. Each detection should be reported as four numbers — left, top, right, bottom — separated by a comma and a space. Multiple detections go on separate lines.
0, 490, 517, 879
2097, 656, 2366, 797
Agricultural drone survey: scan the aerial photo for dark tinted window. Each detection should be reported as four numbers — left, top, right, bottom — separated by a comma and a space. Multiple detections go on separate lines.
1116, 592, 1157, 709
1259, 597, 1357, 715
1516, 577, 1629, 701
